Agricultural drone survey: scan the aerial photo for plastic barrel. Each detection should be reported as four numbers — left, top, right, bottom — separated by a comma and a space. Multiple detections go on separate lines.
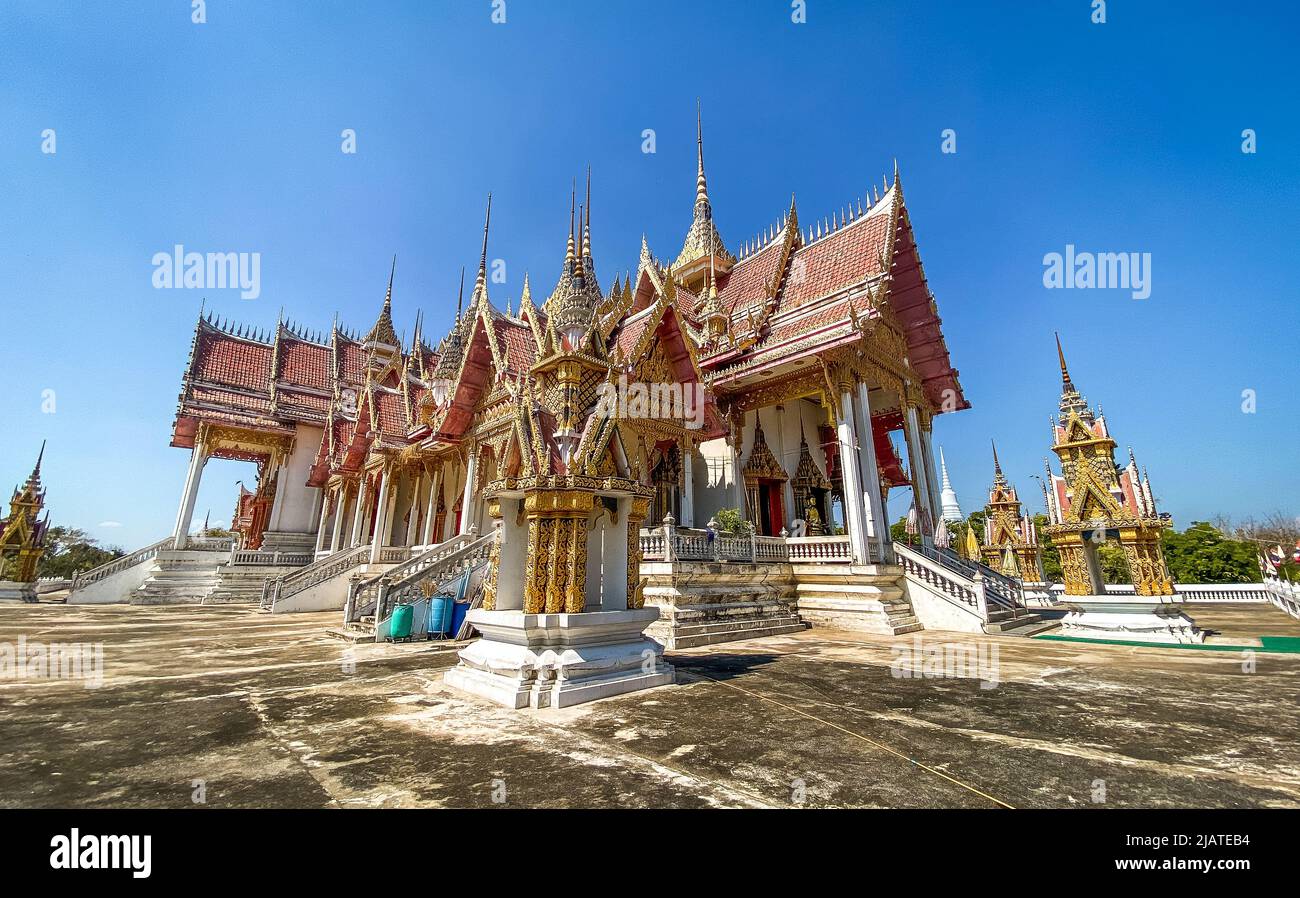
427, 596, 450, 636
449, 600, 469, 638
389, 604, 414, 641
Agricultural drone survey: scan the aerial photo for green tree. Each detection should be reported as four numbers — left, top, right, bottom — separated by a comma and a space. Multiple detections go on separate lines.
712, 508, 752, 535
1161, 521, 1260, 584
37, 526, 124, 578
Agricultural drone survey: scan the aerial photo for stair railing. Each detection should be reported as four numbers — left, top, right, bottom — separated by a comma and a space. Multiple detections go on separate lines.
70, 538, 170, 592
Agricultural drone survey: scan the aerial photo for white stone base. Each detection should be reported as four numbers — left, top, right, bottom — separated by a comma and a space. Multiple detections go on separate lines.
0, 580, 37, 603
443, 608, 675, 709
1059, 595, 1204, 644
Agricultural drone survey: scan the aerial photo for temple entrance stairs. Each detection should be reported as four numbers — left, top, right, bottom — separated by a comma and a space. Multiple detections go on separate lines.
327, 531, 496, 643
894, 543, 1055, 636
260, 544, 410, 614
67, 537, 235, 605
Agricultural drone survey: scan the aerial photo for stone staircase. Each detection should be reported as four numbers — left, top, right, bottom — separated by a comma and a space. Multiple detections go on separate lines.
894, 542, 1052, 636
792, 564, 924, 635
641, 560, 809, 650
129, 550, 227, 604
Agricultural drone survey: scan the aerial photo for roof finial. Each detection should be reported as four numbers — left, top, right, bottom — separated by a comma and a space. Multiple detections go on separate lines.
456, 266, 465, 319
695, 97, 709, 206
33, 440, 46, 478
474, 194, 492, 296
566, 179, 576, 269
386, 254, 396, 308
583, 165, 592, 262
991, 439, 1003, 477
1055, 331, 1074, 390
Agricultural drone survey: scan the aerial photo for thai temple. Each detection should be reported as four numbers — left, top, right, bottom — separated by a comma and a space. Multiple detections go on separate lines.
0, 443, 50, 602
65, 111, 1228, 693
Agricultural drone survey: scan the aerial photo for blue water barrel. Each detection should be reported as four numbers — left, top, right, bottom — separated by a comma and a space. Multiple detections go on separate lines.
428, 596, 451, 636
449, 600, 469, 638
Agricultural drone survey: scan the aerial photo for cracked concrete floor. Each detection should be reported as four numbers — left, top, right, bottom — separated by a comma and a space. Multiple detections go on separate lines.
0, 604, 1297, 808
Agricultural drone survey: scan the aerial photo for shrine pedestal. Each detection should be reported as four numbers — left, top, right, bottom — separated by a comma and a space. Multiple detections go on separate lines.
0, 580, 37, 603
444, 608, 675, 709
1059, 595, 1203, 644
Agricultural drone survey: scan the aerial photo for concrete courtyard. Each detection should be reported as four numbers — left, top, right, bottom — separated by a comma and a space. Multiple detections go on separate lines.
1, 603, 1297, 809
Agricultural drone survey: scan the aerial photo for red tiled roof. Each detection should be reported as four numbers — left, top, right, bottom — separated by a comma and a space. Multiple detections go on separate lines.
335, 339, 367, 385
372, 389, 409, 440
279, 339, 330, 390
778, 210, 890, 309
192, 330, 272, 391
717, 240, 784, 316
494, 318, 537, 372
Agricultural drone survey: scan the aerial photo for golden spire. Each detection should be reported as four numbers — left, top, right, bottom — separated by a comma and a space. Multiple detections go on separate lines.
364, 255, 400, 345
991, 439, 1007, 488
565, 180, 576, 271
674, 102, 735, 273
456, 266, 465, 320
473, 193, 492, 299
1055, 331, 1073, 391
695, 98, 709, 207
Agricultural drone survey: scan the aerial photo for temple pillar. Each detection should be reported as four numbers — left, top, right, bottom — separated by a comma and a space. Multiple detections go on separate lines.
729, 412, 747, 519
919, 415, 942, 529
349, 479, 368, 548
313, 486, 332, 554
903, 403, 934, 545
421, 465, 442, 546
369, 467, 393, 563
329, 483, 348, 552
404, 472, 423, 547
460, 448, 478, 536
854, 381, 889, 563
172, 443, 209, 550
681, 437, 695, 527
836, 387, 869, 564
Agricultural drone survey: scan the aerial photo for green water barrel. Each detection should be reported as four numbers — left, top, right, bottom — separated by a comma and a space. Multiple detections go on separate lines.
389, 603, 414, 641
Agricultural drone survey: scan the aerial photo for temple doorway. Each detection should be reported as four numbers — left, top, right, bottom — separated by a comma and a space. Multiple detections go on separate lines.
756, 479, 786, 536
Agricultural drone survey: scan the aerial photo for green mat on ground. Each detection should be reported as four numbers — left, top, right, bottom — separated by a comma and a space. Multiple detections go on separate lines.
1034, 634, 1300, 654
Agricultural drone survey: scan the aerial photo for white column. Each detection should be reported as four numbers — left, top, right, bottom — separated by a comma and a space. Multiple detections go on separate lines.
903, 404, 934, 546
313, 487, 332, 554
920, 422, 942, 528
836, 390, 869, 564
681, 438, 695, 528
349, 479, 369, 548
172, 444, 208, 550
854, 382, 889, 562
421, 466, 442, 546
267, 454, 290, 532
369, 467, 393, 563
459, 448, 477, 536
731, 412, 747, 518
329, 484, 348, 552
404, 473, 423, 547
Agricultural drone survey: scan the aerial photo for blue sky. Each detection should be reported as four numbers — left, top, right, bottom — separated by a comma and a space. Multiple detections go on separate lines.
1, 1, 1296, 551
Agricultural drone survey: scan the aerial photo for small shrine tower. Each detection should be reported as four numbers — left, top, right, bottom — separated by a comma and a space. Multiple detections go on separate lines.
981, 442, 1043, 580
1042, 335, 1174, 597
0, 442, 51, 601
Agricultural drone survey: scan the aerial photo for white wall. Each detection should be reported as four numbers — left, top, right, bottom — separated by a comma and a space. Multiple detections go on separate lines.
271, 424, 324, 534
